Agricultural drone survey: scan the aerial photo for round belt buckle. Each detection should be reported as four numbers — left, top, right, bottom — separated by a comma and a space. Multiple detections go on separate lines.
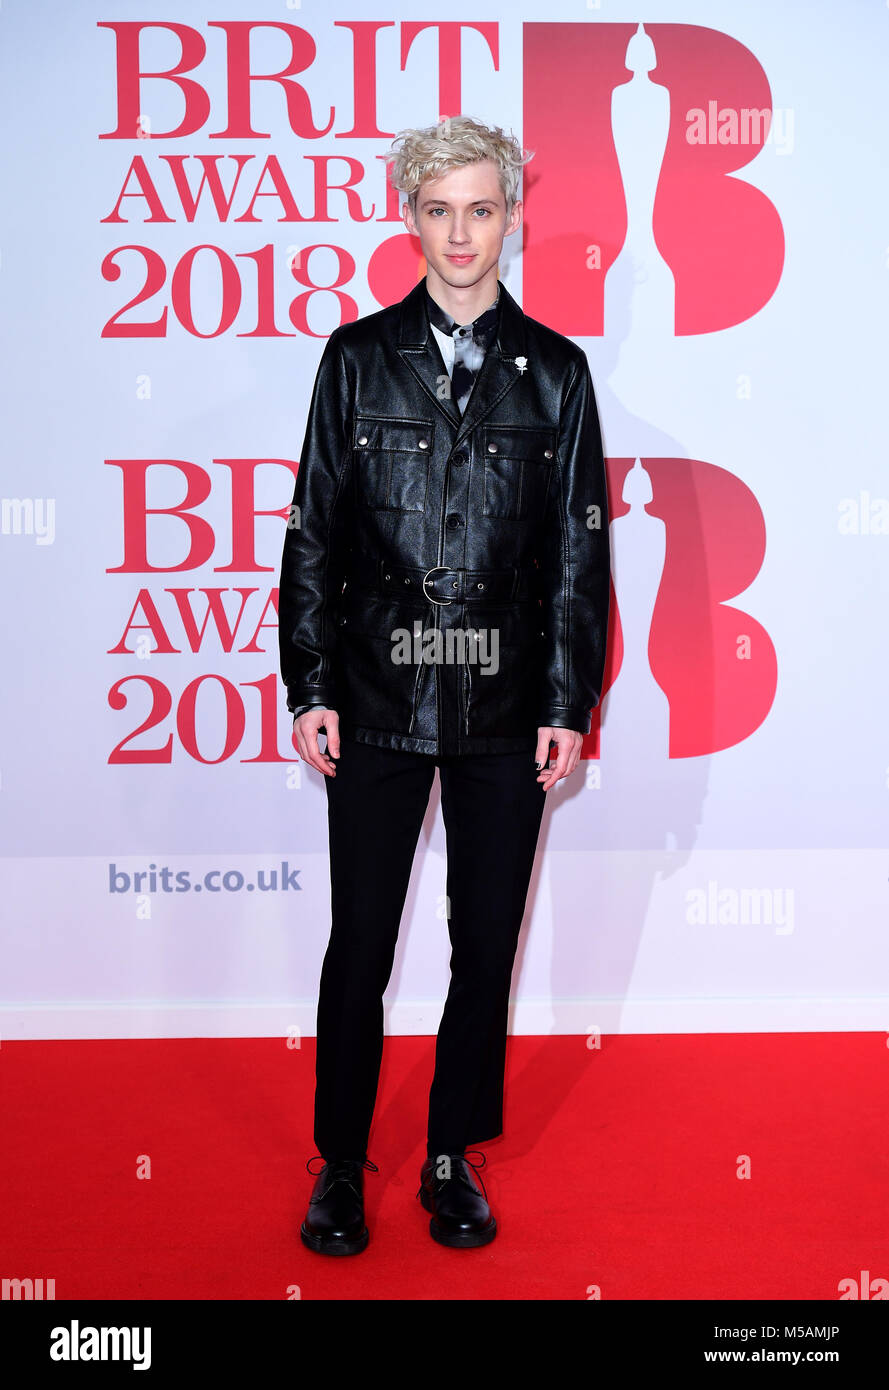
422, 565, 454, 605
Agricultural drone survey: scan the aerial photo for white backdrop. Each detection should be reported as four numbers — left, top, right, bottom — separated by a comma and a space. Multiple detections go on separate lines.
1, 0, 887, 1039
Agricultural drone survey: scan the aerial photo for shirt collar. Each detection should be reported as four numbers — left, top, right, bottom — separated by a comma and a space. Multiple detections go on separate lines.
425, 281, 501, 342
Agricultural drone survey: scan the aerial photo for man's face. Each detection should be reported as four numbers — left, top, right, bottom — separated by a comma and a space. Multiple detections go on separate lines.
403, 158, 522, 291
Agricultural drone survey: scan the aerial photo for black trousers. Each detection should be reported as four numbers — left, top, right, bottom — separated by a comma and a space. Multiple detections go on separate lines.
314, 737, 546, 1161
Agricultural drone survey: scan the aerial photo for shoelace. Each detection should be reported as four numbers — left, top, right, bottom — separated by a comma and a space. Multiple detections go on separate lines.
306, 1155, 379, 1198
416, 1149, 488, 1203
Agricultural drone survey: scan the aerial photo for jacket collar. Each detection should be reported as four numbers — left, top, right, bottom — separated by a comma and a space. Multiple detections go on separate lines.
396, 275, 528, 446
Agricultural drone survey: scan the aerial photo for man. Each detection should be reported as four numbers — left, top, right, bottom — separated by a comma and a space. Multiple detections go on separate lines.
278, 116, 610, 1254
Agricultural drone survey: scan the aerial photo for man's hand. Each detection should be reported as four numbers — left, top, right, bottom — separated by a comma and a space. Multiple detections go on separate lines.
535, 726, 583, 790
293, 707, 340, 776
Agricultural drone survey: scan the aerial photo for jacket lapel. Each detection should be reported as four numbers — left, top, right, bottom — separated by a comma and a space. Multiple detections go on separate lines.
396, 278, 528, 447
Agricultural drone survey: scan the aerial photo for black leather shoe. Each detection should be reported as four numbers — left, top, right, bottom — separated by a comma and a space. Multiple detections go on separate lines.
418, 1150, 497, 1248
300, 1155, 377, 1255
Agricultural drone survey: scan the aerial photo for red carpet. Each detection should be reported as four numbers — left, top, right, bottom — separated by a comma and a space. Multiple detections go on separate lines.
1, 1034, 885, 1300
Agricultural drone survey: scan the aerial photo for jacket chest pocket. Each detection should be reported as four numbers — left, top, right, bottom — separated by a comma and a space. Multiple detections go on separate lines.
353, 417, 433, 512
481, 425, 556, 518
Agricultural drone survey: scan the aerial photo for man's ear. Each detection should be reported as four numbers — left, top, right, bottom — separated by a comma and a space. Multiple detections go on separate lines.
506, 199, 523, 236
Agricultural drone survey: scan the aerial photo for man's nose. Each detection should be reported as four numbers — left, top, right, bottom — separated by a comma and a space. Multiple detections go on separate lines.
449, 218, 471, 243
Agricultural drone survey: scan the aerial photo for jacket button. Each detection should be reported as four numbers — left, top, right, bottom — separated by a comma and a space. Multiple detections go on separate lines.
452, 451, 467, 466
446, 513, 461, 529
477, 582, 485, 590
357, 435, 368, 446
487, 442, 498, 453
418, 438, 429, 449
544, 449, 553, 458
383, 572, 391, 581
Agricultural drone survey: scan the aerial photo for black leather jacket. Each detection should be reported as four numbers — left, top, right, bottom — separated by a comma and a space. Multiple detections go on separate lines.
278, 278, 611, 756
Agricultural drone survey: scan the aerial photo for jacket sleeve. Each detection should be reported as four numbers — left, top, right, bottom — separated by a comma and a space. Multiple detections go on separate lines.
278, 327, 353, 715
535, 350, 611, 734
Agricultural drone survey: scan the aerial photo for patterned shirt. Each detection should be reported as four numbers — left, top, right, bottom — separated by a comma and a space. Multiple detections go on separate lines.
425, 281, 501, 415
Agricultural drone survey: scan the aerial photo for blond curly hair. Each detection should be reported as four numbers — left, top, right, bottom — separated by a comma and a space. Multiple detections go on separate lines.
385, 115, 534, 216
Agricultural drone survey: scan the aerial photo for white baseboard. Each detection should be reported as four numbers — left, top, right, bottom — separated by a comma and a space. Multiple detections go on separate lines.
1, 996, 886, 1040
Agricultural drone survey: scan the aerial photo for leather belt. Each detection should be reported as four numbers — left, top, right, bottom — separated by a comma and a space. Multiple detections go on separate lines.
345, 554, 538, 605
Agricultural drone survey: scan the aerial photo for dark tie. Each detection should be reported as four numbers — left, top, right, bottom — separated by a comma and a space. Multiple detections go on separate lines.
425, 285, 500, 414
